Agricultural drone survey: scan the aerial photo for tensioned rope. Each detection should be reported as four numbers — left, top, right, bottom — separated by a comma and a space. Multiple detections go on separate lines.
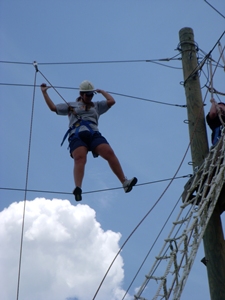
218, 41, 225, 67
2, 42, 224, 109
124, 201, 194, 300
2, 55, 223, 69
16, 66, 38, 300
198, 47, 224, 69
0, 53, 182, 69
204, 0, 225, 19
121, 194, 186, 300
206, 45, 225, 127
0, 174, 191, 196
206, 87, 225, 97
33, 62, 70, 107
1, 52, 223, 69
0, 82, 186, 108
190, 46, 224, 93
181, 30, 225, 86
208, 44, 225, 89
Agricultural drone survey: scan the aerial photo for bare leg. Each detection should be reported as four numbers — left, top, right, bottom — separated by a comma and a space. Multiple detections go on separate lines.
95, 144, 126, 183
71, 146, 88, 188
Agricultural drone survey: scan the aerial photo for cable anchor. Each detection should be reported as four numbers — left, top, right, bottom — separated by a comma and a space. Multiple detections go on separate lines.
33, 61, 39, 72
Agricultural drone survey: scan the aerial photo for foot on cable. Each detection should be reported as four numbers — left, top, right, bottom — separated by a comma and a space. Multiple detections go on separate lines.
123, 177, 138, 193
73, 187, 82, 201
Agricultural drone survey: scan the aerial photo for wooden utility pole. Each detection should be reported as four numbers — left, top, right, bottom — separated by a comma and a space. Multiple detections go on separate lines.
179, 27, 209, 169
179, 27, 225, 300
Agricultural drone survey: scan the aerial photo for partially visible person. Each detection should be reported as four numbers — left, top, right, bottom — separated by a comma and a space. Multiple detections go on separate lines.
206, 98, 225, 145
40, 80, 137, 201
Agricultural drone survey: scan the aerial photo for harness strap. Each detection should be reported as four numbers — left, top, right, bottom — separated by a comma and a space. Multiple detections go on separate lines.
61, 120, 96, 146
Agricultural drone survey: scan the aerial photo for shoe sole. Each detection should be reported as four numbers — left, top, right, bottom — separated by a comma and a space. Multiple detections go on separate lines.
75, 194, 82, 201
125, 177, 138, 193
73, 188, 82, 201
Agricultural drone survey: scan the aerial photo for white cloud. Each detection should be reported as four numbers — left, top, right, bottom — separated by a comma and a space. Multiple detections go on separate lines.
0, 198, 131, 300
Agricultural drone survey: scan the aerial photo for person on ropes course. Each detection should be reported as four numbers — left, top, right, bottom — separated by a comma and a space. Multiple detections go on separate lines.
206, 98, 225, 145
40, 80, 137, 201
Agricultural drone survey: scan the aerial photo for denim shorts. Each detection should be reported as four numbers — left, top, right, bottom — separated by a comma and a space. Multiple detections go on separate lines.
69, 131, 109, 158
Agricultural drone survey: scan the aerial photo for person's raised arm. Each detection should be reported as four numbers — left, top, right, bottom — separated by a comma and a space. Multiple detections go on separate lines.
96, 89, 115, 107
208, 98, 225, 119
208, 98, 218, 119
40, 83, 57, 112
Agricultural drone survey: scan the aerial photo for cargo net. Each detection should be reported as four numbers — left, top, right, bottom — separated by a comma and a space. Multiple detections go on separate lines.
134, 130, 225, 300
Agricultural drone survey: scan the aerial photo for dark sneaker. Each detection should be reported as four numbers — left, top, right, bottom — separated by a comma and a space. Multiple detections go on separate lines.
73, 187, 82, 201
123, 177, 138, 193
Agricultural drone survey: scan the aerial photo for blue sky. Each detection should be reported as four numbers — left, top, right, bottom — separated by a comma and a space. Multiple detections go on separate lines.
0, 1, 225, 300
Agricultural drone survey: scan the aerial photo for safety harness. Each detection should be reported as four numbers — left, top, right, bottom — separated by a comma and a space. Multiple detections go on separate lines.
61, 119, 96, 146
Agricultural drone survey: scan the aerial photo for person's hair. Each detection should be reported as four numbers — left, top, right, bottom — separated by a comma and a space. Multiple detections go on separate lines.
218, 102, 225, 106
76, 96, 82, 102
76, 92, 94, 109
76, 92, 85, 102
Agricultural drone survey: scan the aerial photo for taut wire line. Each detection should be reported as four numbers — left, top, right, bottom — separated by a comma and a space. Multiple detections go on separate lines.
204, 0, 225, 19
209, 57, 214, 99
121, 195, 182, 300
34, 62, 70, 107
0, 82, 186, 108
206, 87, 225, 97
0, 174, 191, 196
218, 42, 225, 68
16, 66, 38, 300
34, 62, 81, 117
0, 54, 182, 66
183, 30, 225, 85
205, 44, 225, 98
